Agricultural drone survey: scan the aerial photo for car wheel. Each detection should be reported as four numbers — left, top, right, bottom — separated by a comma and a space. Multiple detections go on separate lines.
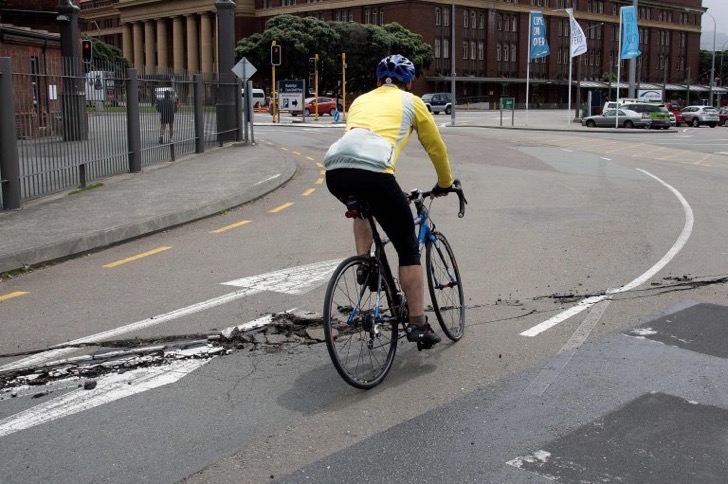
329, 108, 336, 116
304, 108, 311, 117
624, 120, 634, 129
692, 118, 700, 127
586, 120, 596, 128
445, 106, 452, 115
709, 123, 716, 128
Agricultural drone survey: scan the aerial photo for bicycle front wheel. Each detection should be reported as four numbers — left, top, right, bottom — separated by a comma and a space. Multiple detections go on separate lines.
426, 232, 465, 341
322, 256, 399, 389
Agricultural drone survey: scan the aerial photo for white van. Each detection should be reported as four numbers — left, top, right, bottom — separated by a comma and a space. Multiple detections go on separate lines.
242, 88, 266, 107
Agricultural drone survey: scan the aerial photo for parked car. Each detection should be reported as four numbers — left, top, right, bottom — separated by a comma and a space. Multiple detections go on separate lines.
664, 102, 684, 126
718, 107, 728, 126
602, 101, 621, 114
421, 92, 452, 115
582, 109, 651, 129
619, 102, 671, 129
291, 96, 339, 117
680, 105, 719, 128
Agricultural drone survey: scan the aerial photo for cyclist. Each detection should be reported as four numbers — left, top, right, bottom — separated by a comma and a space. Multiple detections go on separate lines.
323, 54, 454, 349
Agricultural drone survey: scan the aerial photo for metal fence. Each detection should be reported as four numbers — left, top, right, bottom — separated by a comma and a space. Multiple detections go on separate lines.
0, 56, 244, 210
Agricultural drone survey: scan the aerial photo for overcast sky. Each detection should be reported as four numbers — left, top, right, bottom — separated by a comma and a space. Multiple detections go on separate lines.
700, 0, 728, 49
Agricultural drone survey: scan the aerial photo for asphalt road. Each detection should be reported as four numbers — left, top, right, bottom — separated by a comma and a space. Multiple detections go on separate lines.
2, 121, 728, 483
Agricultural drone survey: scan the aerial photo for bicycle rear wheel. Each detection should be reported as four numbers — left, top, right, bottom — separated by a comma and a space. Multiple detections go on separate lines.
322, 256, 399, 389
426, 232, 465, 341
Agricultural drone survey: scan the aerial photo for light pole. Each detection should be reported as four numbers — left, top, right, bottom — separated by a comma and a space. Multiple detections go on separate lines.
686, 7, 716, 106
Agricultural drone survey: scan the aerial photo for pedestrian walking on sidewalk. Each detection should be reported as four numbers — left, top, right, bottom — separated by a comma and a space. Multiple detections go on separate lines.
157, 90, 177, 143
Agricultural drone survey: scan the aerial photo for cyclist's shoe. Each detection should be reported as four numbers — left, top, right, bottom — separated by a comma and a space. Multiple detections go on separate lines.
356, 265, 379, 292
406, 321, 441, 350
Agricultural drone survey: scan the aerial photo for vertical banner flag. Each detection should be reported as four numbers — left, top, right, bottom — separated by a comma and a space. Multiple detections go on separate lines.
566, 8, 587, 58
529, 11, 550, 59
620, 6, 641, 59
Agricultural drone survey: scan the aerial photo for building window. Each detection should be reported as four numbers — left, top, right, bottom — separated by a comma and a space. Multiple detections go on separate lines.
470, 41, 476, 59
365, 8, 370, 24
497, 43, 502, 62
444, 8, 450, 26
263, 0, 271, 7
379, 8, 384, 25
435, 38, 441, 58
470, 11, 476, 29
511, 43, 516, 62
463, 41, 469, 59
443, 39, 449, 58
512, 16, 517, 32
479, 13, 485, 29
504, 15, 510, 32
463, 10, 468, 29
497, 15, 502, 31
504, 44, 509, 62
478, 41, 484, 60
435, 7, 441, 26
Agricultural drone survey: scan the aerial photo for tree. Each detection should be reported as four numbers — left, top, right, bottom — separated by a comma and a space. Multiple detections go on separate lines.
235, 15, 433, 97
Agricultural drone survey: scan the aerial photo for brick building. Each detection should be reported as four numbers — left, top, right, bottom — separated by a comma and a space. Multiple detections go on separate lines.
0, 0, 62, 137
5, 0, 717, 106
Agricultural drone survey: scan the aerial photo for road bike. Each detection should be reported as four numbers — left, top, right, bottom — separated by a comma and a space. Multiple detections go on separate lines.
322, 180, 467, 389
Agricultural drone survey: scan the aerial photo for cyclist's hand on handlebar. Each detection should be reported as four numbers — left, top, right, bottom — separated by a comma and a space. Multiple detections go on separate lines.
430, 183, 451, 197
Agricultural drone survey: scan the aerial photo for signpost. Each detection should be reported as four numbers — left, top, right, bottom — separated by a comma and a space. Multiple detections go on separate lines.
278, 80, 305, 122
500, 97, 515, 126
232, 57, 258, 143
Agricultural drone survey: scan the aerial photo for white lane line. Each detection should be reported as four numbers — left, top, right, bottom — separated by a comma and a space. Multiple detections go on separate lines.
521, 168, 694, 337
2, 260, 340, 372
0, 359, 208, 439
221, 259, 339, 295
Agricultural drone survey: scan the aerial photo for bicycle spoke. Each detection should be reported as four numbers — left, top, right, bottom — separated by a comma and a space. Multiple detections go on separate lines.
323, 257, 399, 389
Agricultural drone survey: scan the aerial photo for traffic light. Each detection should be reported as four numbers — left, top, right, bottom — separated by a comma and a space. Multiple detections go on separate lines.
82, 39, 93, 62
308, 57, 317, 74
271, 44, 281, 66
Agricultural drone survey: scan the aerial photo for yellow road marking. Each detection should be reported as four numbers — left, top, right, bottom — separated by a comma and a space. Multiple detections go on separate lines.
316, 177, 324, 185
281, 147, 289, 151
211, 220, 252, 234
320, 169, 325, 175
306, 156, 315, 161
103, 246, 172, 268
269, 202, 294, 213
292, 151, 301, 155
302, 188, 315, 196
0, 291, 28, 302
316, 162, 324, 168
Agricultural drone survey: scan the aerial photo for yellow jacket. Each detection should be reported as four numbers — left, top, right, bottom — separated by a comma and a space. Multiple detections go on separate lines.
323, 84, 454, 188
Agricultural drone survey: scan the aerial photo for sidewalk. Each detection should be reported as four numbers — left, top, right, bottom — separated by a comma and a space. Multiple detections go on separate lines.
0, 110, 669, 275
0, 142, 296, 274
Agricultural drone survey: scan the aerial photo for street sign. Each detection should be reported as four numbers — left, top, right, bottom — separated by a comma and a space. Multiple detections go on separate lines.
232, 57, 257, 81
278, 80, 304, 112
500, 97, 515, 110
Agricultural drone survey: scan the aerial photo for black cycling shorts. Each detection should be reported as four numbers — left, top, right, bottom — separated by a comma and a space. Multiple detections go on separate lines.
326, 168, 420, 266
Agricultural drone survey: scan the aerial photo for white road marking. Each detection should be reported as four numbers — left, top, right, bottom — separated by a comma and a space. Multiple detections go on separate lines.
0, 359, 208, 439
2, 260, 340, 372
221, 259, 339, 295
521, 169, 694, 337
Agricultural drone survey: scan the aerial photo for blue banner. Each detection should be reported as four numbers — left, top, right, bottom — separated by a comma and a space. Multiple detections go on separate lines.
529, 11, 550, 59
620, 6, 641, 60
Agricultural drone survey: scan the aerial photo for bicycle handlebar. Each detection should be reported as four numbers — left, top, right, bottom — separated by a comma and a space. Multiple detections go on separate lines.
414, 179, 468, 218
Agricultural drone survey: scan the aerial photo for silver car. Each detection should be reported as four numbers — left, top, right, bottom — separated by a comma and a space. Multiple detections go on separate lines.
582, 109, 651, 129
680, 105, 719, 128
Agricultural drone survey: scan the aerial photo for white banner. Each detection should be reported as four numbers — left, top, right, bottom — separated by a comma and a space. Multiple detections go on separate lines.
566, 8, 587, 58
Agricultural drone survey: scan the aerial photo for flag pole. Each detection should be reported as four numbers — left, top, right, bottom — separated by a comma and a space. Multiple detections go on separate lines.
526, 11, 532, 127
616, 7, 623, 128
